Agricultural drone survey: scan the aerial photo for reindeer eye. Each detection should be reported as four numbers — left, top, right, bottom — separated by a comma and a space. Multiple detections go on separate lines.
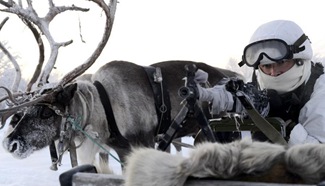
11, 114, 21, 123
41, 107, 55, 119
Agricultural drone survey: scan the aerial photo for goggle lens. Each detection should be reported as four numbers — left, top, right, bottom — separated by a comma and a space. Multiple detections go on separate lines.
243, 39, 290, 67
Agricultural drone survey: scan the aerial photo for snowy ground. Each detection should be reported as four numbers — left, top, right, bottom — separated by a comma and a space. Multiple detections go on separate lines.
0, 124, 193, 186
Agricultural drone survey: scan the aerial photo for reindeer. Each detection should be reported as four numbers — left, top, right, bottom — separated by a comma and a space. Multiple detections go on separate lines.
0, 0, 240, 173
2, 60, 240, 171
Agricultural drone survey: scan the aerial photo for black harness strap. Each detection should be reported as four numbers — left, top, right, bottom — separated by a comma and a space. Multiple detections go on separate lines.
143, 66, 172, 135
299, 62, 324, 106
93, 81, 129, 145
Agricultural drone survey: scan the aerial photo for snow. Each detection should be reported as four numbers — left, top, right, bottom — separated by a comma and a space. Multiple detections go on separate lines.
0, 124, 193, 186
0, 123, 117, 186
0, 125, 67, 186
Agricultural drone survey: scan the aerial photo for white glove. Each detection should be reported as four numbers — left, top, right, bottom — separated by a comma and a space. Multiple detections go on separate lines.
288, 123, 320, 147
197, 84, 235, 115
194, 69, 208, 84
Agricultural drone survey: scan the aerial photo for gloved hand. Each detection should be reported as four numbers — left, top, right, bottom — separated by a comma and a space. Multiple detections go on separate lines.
194, 69, 208, 84
197, 84, 240, 115
194, 69, 244, 115
288, 123, 320, 147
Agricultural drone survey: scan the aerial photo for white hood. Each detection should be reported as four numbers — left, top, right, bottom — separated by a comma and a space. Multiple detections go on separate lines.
249, 20, 313, 61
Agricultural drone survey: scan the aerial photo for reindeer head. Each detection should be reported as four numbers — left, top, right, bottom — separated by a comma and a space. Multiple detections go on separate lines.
3, 84, 77, 159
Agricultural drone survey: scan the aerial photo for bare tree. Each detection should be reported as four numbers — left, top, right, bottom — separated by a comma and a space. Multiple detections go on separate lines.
313, 55, 325, 64
0, 40, 27, 110
226, 57, 253, 82
0, 17, 22, 92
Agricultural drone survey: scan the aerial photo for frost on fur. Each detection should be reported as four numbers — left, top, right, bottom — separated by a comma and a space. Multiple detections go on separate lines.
181, 138, 286, 178
124, 148, 187, 186
285, 143, 325, 183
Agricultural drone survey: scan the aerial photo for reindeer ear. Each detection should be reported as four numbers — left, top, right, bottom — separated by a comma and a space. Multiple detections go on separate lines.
56, 83, 77, 106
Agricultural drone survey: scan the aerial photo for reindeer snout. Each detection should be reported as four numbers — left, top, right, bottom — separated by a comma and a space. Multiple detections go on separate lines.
3, 138, 19, 153
8, 140, 19, 153
2, 137, 32, 159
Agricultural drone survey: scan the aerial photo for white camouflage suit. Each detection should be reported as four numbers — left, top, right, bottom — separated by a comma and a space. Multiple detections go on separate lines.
198, 20, 325, 147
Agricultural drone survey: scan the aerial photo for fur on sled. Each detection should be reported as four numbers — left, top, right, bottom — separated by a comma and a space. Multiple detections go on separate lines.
124, 138, 325, 186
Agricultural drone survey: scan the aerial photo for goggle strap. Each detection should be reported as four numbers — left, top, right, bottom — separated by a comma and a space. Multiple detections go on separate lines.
291, 34, 309, 53
238, 60, 245, 67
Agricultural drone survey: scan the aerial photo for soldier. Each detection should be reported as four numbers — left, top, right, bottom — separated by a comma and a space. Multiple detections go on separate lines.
197, 20, 325, 146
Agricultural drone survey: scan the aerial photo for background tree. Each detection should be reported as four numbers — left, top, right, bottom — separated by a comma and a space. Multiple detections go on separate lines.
313, 55, 325, 64
226, 57, 253, 82
0, 41, 27, 109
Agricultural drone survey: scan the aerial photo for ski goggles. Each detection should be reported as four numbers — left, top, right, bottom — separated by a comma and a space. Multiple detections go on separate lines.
238, 34, 309, 68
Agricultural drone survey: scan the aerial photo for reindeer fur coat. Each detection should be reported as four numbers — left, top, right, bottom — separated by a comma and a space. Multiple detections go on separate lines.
124, 138, 325, 185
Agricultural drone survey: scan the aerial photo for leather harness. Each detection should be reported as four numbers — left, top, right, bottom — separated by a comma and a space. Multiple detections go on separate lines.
93, 80, 129, 147
143, 66, 172, 135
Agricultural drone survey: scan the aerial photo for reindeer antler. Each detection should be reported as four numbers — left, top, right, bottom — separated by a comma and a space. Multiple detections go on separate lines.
0, 2, 44, 91
0, 86, 19, 105
59, 0, 117, 86
24, 19, 45, 92
1, 0, 90, 87
0, 0, 118, 127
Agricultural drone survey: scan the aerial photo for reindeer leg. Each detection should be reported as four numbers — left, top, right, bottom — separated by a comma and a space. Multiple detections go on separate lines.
172, 138, 184, 154
99, 152, 109, 166
98, 152, 114, 174
69, 141, 78, 167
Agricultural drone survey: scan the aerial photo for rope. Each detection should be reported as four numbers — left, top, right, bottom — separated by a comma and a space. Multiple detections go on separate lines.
171, 139, 194, 149
67, 116, 123, 166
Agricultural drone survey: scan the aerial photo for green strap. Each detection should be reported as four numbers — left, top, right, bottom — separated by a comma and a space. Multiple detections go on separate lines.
236, 92, 288, 146
68, 116, 123, 165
